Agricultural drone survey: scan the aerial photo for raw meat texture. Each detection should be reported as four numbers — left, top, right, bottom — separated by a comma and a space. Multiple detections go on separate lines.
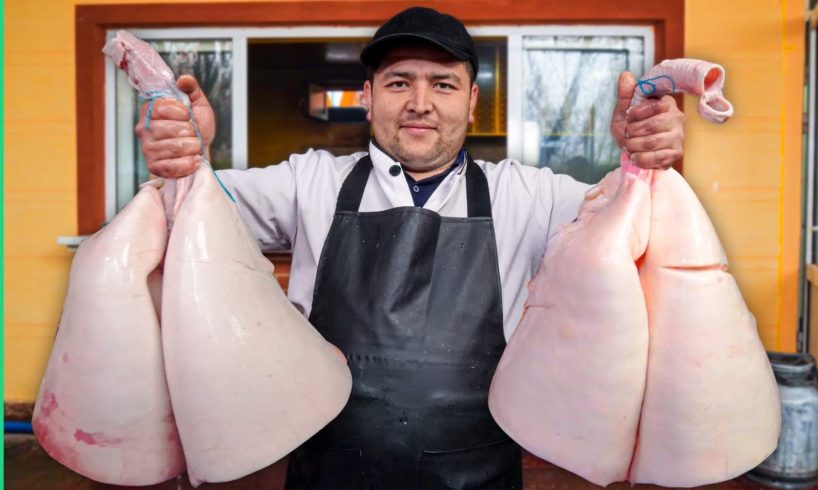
630, 169, 781, 486
632, 59, 733, 123
490, 58, 779, 488
102, 30, 194, 228
102, 30, 188, 104
489, 167, 652, 486
32, 184, 185, 485
161, 164, 353, 486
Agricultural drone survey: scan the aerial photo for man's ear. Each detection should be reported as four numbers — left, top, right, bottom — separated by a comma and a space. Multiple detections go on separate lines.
468, 82, 479, 123
362, 80, 373, 122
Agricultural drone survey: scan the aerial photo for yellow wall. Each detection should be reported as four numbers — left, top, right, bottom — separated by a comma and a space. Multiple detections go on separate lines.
4, 0, 807, 403
684, 0, 804, 350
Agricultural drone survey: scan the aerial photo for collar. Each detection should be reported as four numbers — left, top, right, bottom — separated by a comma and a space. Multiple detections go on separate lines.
369, 139, 467, 178
367, 140, 468, 212
404, 148, 466, 185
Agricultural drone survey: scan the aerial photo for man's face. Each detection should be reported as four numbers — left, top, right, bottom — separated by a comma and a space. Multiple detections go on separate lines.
362, 44, 478, 173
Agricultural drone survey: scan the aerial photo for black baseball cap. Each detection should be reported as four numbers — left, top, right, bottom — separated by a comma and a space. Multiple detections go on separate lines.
360, 7, 478, 77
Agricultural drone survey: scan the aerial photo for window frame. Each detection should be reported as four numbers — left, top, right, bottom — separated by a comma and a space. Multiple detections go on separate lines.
103, 27, 377, 222
104, 25, 653, 221
804, 14, 817, 352
469, 25, 654, 164
77, 0, 684, 234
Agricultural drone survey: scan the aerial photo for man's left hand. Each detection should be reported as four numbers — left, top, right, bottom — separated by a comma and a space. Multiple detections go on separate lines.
611, 72, 685, 169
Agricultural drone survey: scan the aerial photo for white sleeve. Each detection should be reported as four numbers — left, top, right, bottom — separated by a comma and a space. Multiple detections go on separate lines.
533, 168, 591, 242
215, 153, 308, 252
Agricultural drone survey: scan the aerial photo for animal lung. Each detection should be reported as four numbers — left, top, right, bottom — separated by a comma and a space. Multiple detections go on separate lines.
161, 164, 352, 486
489, 164, 652, 486
489, 59, 780, 487
630, 168, 781, 486
32, 183, 185, 486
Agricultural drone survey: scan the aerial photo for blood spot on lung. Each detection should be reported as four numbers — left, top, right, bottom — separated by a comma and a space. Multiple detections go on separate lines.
34, 418, 81, 468
38, 392, 59, 418
74, 429, 122, 447
74, 429, 98, 445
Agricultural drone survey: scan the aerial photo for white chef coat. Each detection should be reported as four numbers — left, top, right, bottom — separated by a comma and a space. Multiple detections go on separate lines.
216, 141, 590, 342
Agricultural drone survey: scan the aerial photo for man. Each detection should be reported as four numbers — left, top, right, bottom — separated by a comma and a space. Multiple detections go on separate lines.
137, 7, 685, 488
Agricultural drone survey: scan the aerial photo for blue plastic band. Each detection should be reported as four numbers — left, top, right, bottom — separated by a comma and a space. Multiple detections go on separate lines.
636, 74, 676, 96
139, 90, 236, 203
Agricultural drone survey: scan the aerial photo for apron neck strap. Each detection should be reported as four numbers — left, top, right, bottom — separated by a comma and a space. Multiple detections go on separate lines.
335, 153, 493, 218
335, 155, 374, 213
464, 156, 492, 218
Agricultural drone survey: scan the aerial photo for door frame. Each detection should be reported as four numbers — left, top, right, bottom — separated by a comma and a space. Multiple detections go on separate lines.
76, 0, 684, 233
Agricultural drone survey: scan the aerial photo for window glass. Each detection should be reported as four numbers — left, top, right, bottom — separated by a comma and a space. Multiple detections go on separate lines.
114, 39, 233, 212
521, 35, 645, 183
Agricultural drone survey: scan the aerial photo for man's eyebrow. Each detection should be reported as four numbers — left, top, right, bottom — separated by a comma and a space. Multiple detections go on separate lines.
429, 71, 462, 83
382, 70, 415, 80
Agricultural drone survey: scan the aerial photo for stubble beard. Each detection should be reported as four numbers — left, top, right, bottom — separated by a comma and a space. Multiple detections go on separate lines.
391, 132, 454, 173
374, 110, 470, 174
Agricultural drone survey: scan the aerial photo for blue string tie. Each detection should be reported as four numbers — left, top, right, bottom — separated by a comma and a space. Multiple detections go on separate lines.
636, 74, 677, 97
139, 90, 237, 203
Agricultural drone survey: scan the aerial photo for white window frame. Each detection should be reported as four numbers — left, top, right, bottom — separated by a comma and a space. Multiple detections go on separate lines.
104, 26, 376, 222
468, 25, 654, 163
103, 25, 654, 223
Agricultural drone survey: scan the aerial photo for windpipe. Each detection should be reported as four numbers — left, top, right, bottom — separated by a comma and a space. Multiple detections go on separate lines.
621, 58, 734, 175
102, 30, 235, 230
632, 59, 733, 123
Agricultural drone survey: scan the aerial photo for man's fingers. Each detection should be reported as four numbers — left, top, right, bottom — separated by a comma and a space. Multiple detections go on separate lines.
177, 75, 211, 110
630, 148, 682, 169
625, 112, 685, 138
148, 155, 203, 179
611, 72, 637, 146
142, 136, 203, 161
624, 131, 681, 154
138, 98, 190, 122
138, 119, 198, 140
627, 95, 676, 122
615, 72, 637, 113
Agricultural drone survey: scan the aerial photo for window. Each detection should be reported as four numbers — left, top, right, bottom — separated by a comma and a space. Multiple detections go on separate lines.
520, 35, 647, 183
104, 26, 653, 220
82, 2, 683, 234
111, 38, 233, 214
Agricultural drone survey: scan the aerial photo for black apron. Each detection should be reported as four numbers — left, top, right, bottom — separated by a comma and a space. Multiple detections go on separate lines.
285, 155, 521, 489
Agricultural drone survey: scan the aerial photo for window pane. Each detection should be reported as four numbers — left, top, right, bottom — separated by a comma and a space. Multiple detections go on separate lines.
470, 40, 506, 136
521, 36, 645, 183
114, 39, 233, 213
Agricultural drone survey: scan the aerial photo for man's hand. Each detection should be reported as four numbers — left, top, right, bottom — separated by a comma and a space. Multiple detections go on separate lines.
135, 75, 216, 178
611, 72, 685, 169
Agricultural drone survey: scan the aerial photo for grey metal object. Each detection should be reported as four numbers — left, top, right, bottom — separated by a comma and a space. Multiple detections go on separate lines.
748, 353, 818, 489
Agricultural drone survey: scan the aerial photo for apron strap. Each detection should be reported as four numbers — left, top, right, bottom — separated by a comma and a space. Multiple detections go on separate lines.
335, 153, 493, 218
464, 155, 492, 218
335, 155, 374, 213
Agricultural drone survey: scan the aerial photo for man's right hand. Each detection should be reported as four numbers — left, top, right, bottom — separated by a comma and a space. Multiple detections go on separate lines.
136, 75, 216, 178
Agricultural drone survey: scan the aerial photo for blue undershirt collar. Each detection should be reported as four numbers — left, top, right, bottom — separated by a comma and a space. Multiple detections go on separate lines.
404, 148, 466, 207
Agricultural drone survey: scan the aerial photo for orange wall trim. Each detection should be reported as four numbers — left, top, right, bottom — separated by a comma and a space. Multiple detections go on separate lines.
776, 0, 805, 351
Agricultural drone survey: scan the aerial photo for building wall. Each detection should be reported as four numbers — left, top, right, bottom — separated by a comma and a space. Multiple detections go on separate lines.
4, 0, 806, 403
684, 0, 804, 351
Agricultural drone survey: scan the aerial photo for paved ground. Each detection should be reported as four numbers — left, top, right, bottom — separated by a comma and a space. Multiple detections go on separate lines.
5, 434, 777, 489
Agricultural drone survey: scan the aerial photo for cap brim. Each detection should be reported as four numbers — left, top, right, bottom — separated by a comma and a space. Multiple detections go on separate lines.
360, 32, 472, 68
